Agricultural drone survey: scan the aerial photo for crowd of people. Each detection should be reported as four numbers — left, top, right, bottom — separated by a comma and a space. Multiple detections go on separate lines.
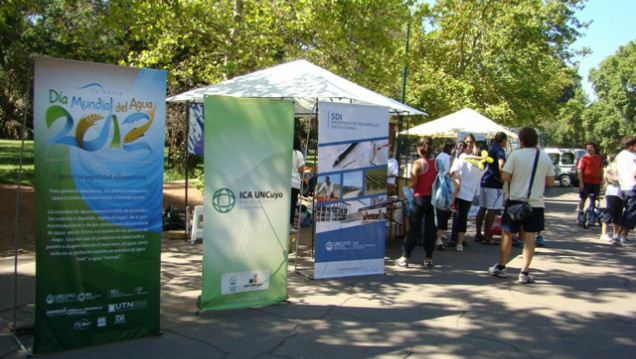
395, 128, 636, 284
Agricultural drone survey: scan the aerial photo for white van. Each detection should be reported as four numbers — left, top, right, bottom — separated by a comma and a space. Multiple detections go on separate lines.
544, 148, 586, 187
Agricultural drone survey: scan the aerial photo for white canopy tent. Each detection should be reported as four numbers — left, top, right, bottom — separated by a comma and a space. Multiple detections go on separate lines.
166, 59, 425, 116
399, 108, 516, 139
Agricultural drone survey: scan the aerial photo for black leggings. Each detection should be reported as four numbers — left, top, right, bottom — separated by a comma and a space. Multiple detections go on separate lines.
290, 187, 300, 224
402, 195, 436, 259
451, 198, 472, 241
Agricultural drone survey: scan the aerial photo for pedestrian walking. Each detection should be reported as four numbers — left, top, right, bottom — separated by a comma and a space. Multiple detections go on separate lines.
488, 127, 554, 283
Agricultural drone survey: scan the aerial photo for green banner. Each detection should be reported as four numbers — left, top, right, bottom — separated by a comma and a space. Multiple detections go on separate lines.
201, 96, 293, 311
33, 57, 165, 353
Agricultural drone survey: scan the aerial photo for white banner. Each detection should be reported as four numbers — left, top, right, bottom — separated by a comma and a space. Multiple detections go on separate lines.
315, 102, 389, 279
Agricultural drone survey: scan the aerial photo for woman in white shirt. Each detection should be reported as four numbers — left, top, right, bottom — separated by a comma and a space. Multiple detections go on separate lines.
290, 133, 305, 233
448, 134, 486, 251
600, 152, 623, 242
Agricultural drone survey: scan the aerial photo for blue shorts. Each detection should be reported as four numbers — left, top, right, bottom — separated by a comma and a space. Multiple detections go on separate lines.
501, 207, 545, 233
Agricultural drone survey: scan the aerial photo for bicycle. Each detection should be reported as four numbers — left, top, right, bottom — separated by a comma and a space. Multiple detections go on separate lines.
582, 192, 604, 229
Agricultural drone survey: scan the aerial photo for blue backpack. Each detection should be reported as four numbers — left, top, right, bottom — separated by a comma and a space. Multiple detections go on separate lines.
431, 158, 453, 211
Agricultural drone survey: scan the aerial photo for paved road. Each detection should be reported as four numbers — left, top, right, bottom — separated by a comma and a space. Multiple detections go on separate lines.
1, 186, 635, 358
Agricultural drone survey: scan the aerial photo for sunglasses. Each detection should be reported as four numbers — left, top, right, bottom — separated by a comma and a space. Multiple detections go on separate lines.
465, 140, 474, 144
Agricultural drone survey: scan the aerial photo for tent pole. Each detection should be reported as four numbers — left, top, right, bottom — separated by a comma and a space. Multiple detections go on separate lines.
184, 102, 190, 237
12, 55, 33, 357
401, 22, 410, 104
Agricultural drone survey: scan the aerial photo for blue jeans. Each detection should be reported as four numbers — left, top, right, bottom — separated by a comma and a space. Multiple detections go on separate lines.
620, 189, 636, 230
402, 195, 436, 259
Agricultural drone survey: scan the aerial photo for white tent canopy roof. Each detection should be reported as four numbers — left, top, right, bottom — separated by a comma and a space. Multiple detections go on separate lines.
166, 59, 425, 116
399, 108, 516, 138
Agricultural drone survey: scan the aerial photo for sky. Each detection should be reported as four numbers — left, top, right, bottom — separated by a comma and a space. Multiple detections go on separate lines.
573, 0, 636, 99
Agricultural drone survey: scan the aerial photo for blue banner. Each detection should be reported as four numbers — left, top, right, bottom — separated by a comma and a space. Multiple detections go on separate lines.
187, 102, 205, 155
315, 102, 389, 279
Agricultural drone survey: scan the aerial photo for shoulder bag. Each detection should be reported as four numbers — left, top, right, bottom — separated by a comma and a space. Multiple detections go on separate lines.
504, 150, 540, 222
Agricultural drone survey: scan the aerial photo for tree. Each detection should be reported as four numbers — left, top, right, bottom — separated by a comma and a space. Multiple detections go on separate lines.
587, 40, 636, 153
543, 86, 588, 147
0, 0, 36, 138
406, 0, 588, 128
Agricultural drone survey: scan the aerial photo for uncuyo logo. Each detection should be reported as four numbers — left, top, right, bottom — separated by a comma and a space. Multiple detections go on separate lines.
212, 188, 236, 213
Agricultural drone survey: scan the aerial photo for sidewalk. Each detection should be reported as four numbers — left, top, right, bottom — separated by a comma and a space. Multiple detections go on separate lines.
1, 187, 635, 358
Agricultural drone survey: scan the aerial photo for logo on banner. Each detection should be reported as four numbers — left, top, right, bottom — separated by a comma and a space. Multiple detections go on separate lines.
46, 85, 158, 153
74, 319, 91, 331
212, 188, 236, 213
327, 111, 356, 131
326, 240, 352, 251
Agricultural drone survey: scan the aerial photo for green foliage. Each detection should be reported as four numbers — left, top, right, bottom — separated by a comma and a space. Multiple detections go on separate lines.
408, 0, 587, 128
543, 87, 588, 148
586, 40, 636, 153
0, 0, 601, 166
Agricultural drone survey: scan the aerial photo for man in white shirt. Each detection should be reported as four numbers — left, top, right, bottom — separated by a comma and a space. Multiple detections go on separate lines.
387, 147, 399, 195
613, 136, 636, 246
317, 176, 335, 199
488, 127, 554, 284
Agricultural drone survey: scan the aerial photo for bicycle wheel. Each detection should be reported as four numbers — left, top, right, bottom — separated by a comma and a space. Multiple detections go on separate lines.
597, 209, 604, 227
583, 209, 591, 229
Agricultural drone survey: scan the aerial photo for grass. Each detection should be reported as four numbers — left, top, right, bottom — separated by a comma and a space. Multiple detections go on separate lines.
0, 139, 34, 186
0, 139, 186, 187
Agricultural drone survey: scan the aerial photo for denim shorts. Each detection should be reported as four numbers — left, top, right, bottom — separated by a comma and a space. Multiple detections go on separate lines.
620, 190, 636, 230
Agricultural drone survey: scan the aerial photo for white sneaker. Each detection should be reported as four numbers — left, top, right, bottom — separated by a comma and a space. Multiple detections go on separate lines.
289, 225, 297, 233
488, 263, 509, 278
600, 234, 612, 242
518, 272, 535, 284
619, 237, 631, 247
435, 239, 445, 250
456, 244, 463, 252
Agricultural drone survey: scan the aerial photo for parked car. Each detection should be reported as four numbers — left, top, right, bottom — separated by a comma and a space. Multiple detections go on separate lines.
544, 148, 586, 187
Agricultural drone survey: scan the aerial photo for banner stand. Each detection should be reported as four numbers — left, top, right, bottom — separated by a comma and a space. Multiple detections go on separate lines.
294, 102, 388, 280
293, 114, 317, 280
11, 58, 34, 357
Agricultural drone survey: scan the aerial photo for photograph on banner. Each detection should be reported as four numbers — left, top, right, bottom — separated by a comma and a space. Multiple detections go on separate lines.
315, 174, 340, 203
33, 56, 166, 353
318, 139, 390, 172
187, 102, 204, 155
314, 173, 388, 233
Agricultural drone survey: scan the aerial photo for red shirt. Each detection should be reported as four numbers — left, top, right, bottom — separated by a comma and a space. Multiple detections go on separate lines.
578, 154, 602, 184
414, 158, 437, 196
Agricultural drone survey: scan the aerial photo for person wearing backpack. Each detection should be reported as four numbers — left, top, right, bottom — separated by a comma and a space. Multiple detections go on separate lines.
433, 139, 455, 250
475, 132, 508, 245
